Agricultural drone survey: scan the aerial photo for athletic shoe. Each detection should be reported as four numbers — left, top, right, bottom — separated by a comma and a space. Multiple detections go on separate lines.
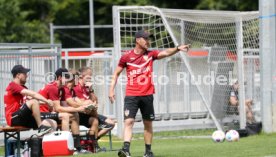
95, 145, 107, 153
73, 148, 92, 155
143, 151, 154, 157
98, 123, 114, 130
118, 148, 131, 157
37, 125, 52, 136
94, 140, 107, 153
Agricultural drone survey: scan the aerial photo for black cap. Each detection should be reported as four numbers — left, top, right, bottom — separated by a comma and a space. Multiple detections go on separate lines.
135, 30, 153, 39
11, 65, 30, 75
55, 68, 70, 79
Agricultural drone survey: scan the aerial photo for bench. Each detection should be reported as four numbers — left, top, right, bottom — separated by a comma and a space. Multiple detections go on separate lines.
79, 125, 114, 152
106, 130, 113, 151
0, 126, 31, 157
0, 124, 115, 155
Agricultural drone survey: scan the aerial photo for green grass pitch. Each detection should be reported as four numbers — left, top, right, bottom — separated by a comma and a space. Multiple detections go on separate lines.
1, 130, 276, 157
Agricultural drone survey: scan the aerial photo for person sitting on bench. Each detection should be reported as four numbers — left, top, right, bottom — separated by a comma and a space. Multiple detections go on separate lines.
4, 65, 54, 136
73, 67, 115, 152
229, 79, 255, 124
38, 68, 90, 154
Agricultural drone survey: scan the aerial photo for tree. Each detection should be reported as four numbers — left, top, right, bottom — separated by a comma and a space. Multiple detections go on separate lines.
0, 0, 258, 44
53, 0, 91, 48
0, 0, 40, 42
196, 0, 258, 11
0, 0, 60, 43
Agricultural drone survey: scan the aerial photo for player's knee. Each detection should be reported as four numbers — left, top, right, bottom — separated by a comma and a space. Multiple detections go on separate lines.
42, 119, 57, 131
106, 118, 116, 126
125, 118, 135, 126
108, 121, 115, 129
110, 123, 115, 129
60, 113, 70, 121
68, 112, 79, 121
27, 99, 39, 107
89, 117, 99, 126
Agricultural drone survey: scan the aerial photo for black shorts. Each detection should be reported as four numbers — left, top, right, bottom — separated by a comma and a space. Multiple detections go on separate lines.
79, 112, 93, 128
41, 112, 61, 124
79, 113, 108, 127
124, 95, 155, 121
11, 104, 38, 129
98, 114, 107, 124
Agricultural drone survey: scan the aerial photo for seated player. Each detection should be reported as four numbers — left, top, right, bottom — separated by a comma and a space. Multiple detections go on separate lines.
4, 65, 53, 136
62, 69, 100, 152
38, 68, 90, 154
229, 79, 255, 124
74, 67, 115, 152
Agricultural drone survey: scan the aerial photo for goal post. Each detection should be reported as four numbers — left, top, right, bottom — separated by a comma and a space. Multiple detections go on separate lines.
113, 6, 260, 135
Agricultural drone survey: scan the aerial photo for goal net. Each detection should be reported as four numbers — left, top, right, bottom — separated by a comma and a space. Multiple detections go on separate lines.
113, 6, 260, 134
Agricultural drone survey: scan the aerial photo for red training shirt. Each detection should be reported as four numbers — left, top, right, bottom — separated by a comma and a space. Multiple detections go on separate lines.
73, 83, 90, 100
118, 49, 159, 96
4, 82, 27, 125
61, 86, 76, 101
38, 81, 62, 112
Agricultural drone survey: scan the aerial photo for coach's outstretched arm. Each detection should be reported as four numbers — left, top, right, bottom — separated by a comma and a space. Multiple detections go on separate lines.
109, 66, 124, 104
157, 44, 190, 59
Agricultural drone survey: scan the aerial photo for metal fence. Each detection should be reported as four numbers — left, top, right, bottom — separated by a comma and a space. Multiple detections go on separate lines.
0, 43, 61, 125
50, 24, 114, 48
61, 48, 115, 118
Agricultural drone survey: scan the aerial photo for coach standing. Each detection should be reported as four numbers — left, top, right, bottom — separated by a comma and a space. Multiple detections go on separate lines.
109, 30, 190, 157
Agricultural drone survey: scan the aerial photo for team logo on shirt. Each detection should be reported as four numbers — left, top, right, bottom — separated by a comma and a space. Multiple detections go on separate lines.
124, 109, 130, 117
143, 55, 148, 61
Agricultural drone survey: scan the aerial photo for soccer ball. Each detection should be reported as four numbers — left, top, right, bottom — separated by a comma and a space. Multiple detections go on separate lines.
212, 130, 225, 143
225, 130, 240, 142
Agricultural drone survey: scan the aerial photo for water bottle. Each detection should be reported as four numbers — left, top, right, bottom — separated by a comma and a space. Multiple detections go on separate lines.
23, 141, 29, 157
